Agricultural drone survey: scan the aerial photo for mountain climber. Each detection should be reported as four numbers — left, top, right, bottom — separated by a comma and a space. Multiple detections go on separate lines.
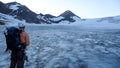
10, 23, 30, 68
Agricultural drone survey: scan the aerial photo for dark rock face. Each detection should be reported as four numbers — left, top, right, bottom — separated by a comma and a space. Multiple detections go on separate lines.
0, 1, 11, 14
6, 2, 46, 23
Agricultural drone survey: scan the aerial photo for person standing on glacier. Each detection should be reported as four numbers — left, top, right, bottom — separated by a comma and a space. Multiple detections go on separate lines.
10, 23, 30, 68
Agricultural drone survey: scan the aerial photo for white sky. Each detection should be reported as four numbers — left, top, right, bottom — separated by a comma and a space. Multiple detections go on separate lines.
1, 0, 120, 18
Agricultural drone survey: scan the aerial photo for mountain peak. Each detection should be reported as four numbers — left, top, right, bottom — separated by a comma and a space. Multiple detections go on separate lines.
64, 10, 74, 14
6, 1, 20, 5
59, 10, 77, 17
0, 1, 4, 4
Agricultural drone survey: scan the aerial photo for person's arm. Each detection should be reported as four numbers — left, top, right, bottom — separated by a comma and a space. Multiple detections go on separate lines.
25, 32, 30, 46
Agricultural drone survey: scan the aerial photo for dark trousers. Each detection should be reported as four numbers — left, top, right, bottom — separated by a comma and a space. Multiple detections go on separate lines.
10, 51, 25, 68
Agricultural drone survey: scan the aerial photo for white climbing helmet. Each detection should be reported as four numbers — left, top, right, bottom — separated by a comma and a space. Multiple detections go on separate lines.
18, 23, 25, 27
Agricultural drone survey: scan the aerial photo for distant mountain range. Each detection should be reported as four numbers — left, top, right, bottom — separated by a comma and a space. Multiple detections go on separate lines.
0, 1, 120, 24
0, 1, 81, 24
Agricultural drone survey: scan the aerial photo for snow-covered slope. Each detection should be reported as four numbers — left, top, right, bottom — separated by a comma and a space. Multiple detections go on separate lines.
0, 1, 46, 23
8, 2, 21, 11
0, 13, 25, 26
69, 15, 120, 29
36, 10, 81, 24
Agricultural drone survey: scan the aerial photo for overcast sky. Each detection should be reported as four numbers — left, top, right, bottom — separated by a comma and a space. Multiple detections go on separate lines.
1, 0, 120, 18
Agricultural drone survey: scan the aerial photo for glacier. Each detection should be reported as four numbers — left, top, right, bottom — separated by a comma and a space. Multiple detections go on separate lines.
0, 25, 120, 68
